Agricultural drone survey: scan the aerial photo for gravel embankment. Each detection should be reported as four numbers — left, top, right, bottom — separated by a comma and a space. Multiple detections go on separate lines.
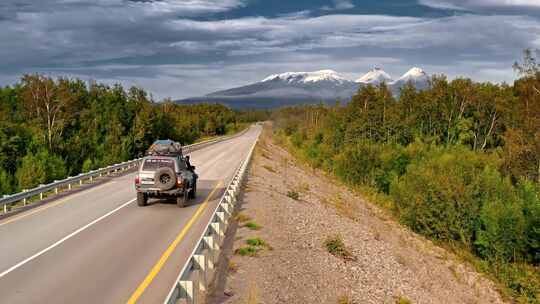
208, 128, 505, 304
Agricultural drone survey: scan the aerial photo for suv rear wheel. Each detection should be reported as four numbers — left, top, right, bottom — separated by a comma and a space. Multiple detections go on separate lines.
137, 192, 148, 207
177, 187, 188, 208
189, 182, 197, 199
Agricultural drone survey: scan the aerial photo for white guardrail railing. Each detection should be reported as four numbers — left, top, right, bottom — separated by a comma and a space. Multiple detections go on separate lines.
0, 127, 251, 214
164, 134, 258, 304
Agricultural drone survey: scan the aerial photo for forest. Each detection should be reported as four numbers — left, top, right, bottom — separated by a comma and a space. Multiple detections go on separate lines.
0, 75, 261, 196
272, 50, 540, 302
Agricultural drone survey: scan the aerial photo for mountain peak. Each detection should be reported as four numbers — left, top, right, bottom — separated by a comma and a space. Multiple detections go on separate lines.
261, 69, 347, 84
400, 67, 427, 79
355, 68, 393, 84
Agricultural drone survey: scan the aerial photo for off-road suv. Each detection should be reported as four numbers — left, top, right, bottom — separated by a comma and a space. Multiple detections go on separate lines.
134, 148, 197, 208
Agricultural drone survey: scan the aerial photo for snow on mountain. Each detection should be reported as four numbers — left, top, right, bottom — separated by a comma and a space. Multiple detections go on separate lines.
355, 68, 393, 85
390, 67, 430, 93
178, 67, 431, 109
206, 69, 357, 101
261, 70, 348, 84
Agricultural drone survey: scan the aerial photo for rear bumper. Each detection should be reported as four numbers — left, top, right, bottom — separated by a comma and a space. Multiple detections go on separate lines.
136, 186, 185, 196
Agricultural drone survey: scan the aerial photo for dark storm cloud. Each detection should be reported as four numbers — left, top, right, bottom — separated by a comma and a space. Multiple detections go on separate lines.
0, 0, 539, 99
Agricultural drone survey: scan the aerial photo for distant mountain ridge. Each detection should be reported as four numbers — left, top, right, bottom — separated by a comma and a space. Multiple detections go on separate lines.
178, 67, 430, 109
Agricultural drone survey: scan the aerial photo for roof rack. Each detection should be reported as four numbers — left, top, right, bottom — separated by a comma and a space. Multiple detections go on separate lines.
146, 139, 183, 157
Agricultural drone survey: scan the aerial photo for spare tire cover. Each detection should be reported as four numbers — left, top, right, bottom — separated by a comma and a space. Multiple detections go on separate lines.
154, 167, 177, 190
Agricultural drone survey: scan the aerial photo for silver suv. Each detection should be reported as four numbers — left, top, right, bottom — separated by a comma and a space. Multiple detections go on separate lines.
134, 155, 198, 207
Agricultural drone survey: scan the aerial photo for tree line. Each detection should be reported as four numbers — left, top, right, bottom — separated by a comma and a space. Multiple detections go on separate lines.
272, 50, 540, 302
0, 75, 259, 196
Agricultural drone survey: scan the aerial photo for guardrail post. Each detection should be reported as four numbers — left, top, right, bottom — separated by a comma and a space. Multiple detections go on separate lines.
210, 222, 223, 243
55, 187, 59, 194
40, 192, 43, 200
3, 204, 7, 214
90, 175, 93, 182
216, 211, 227, 227
194, 254, 207, 292
179, 281, 195, 304
220, 202, 231, 216
68, 183, 72, 190
203, 236, 217, 267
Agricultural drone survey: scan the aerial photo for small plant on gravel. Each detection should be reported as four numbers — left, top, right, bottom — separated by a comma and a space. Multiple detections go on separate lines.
235, 246, 259, 257
324, 234, 357, 261
235, 212, 251, 223
244, 221, 262, 230
287, 190, 300, 200
246, 237, 273, 250
246, 237, 266, 247
263, 165, 276, 173
338, 295, 354, 304
299, 182, 310, 192
228, 260, 238, 273
396, 297, 412, 304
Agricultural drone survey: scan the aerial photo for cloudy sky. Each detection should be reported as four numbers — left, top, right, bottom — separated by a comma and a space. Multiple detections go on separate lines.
1, 0, 539, 100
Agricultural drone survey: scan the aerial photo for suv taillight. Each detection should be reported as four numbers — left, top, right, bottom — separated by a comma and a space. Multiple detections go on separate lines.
135, 175, 140, 185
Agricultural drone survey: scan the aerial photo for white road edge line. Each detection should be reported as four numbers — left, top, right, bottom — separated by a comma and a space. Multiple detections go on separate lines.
0, 198, 136, 279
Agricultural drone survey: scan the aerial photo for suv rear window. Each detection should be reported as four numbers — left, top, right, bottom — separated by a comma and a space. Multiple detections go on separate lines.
142, 158, 175, 171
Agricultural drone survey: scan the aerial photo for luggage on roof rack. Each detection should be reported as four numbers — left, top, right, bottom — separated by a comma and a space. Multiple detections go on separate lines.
146, 139, 183, 156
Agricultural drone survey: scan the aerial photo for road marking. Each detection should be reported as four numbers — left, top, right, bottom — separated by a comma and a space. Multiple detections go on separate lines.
0, 198, 136, 279
126, 181, 223, 304
0, 180, 120, 228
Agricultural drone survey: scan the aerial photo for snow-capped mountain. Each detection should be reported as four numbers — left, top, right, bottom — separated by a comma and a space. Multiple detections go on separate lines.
355, 68, 393, 85
261, 70, 348, 84
390, 67, 429, 93
209, 69, 356, 99
179, 67, 430, 109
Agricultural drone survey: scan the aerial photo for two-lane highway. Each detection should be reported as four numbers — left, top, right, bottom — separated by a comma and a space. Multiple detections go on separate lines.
0, 125, 261, 303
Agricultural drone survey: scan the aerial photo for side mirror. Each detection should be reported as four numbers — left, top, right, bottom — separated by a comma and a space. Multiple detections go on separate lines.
190, 166, 196, 171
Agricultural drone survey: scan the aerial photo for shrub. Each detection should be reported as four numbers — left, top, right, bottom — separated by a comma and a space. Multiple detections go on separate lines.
287, 190, 300, 200
235, 246, 259, 257
244, 221, 262, 230
16, 150, 67, 190
246, 237, 266, 247
324, 234, 356, 261
390, 147, 501, 245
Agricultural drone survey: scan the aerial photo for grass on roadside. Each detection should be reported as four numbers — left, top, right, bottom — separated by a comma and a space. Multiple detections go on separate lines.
244, 221, 262, 230
235, 246, 259, 257
263, 165, 276, 173
338, 295, 354, 304
287, 190, 300, 200
235, 237, 272, 257
324, 234, 357, 261
396, 296, 412, 304
235, 212, 251, 223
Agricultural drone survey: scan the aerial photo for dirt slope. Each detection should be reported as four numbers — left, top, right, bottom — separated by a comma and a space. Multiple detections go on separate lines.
208, 128, 505, 304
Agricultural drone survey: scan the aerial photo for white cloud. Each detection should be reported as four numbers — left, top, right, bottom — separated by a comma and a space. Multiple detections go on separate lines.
0, 0, 536, 99
322, 0, 355, 11
419, 0, 540, 9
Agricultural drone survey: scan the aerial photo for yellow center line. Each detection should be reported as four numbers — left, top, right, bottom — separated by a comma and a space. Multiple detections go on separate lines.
126, 181, 223, 304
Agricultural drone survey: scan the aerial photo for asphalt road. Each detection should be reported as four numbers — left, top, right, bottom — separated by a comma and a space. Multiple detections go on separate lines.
0, 125, 261, 304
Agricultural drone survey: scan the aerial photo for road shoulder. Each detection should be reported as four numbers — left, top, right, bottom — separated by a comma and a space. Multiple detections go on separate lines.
208, 127, 505, 304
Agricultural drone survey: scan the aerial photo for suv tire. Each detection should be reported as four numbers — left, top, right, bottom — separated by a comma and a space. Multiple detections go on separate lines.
177, 189, 188, 208
154, 167, 177, 190
189, 182, 197, 199
137, 192, 148, 207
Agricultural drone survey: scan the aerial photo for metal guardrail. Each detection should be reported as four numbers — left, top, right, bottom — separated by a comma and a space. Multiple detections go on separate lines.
164, 133, 259, 304
0, 127, 251, 214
